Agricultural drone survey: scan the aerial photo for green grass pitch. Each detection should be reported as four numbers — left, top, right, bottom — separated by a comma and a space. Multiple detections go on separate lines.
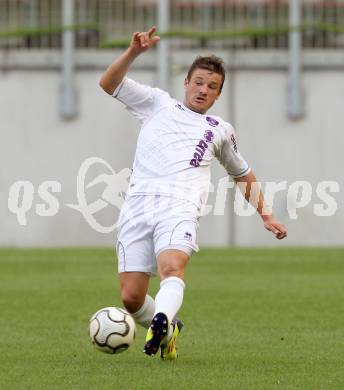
0, 248, 343, 390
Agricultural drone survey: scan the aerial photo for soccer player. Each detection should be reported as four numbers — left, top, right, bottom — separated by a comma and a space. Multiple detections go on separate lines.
99, 26, 287, 360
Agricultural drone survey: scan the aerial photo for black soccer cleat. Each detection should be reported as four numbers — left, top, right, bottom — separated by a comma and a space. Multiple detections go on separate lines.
143, 312, 169, 356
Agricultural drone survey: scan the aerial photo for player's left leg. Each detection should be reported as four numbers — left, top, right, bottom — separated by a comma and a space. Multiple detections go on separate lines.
155, 249, 188, 322
143, 197, 199, 358
143, 249, 189, 357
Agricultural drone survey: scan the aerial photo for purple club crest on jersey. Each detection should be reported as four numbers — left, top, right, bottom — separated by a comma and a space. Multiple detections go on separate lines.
204, 130, 214, 143
206, 116, 219, 127
175, 103, 185, 111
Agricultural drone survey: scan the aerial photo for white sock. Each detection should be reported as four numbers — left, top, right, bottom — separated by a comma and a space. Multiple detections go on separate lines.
131, 295, 155, 329
154, 276, 185, 326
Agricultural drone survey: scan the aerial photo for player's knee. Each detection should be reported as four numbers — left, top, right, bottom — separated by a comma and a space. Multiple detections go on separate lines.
120, 290, 145, 314
158, 250, 189, 279
159, 263, 185, 279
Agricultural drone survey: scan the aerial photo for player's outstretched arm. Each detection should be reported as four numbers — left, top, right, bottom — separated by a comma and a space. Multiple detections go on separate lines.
99, 26, 160, 95
234, 171, 287, 240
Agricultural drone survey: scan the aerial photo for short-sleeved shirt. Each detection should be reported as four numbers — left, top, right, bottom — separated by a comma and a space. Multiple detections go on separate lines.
113, 77, 250, 208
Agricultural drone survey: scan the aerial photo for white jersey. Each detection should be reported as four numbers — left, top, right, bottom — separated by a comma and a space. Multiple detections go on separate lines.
113, 77, 250, 208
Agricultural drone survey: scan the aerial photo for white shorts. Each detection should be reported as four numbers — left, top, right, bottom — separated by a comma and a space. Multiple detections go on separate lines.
116, 195, 200, 275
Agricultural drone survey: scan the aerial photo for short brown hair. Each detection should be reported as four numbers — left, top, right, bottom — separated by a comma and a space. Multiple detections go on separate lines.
186, 55, 226, 93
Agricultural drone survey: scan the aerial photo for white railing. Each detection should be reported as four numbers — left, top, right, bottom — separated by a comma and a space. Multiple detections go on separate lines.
0, 0, 343, 49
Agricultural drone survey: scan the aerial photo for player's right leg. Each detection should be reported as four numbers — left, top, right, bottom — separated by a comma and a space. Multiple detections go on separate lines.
119, 272, 155, 329
116, 196, 157, 329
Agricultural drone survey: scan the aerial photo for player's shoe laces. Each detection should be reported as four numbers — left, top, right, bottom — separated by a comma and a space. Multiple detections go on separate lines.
143, 312, 169, 356
160, 318, 184, 361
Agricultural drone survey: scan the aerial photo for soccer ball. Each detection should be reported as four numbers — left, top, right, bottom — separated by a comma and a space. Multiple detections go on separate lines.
89, 307, 136, 354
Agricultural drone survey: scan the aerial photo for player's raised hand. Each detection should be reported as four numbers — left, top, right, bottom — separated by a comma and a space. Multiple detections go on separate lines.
263, 216, 287, 240
129, 26, 160, 55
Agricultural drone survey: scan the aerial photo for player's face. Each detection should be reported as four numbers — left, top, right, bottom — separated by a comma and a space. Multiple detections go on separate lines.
183, 68, 222, 114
